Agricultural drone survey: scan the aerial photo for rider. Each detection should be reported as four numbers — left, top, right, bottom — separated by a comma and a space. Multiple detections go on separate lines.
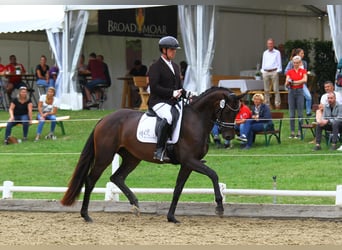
148, 36, 187, 162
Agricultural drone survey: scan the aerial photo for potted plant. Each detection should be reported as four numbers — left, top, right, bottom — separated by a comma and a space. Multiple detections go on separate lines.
255, 71, 262, 80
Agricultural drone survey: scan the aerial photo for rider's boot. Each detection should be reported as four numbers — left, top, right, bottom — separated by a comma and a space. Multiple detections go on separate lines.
153, 119, 171, 162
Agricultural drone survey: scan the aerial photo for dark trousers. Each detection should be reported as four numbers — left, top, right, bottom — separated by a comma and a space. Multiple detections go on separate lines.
316, 120, 342, 144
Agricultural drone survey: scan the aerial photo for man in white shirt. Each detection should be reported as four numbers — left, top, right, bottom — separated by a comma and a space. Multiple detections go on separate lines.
261, 38, 282, 109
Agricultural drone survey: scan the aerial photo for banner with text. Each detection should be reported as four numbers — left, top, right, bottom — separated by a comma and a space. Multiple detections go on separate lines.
98, 6, 178, 38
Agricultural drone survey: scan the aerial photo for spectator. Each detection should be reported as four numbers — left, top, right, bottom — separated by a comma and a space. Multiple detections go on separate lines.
36, 55, 51, 92
285, 55, 307, 139
0, 56, 5, 74
84, 52, 107, 107
5, 55, 26, 101
35, 87, 59, 142
313, 92, 342, 151
129, 59, 148, 108
48, 64, 59, 89
129, 59, 147, 76
242, 93, 273, 150
96, 54, 111, 87
4, 86, 32, 145
180, 60, 188, 80
284, 48, 312, 117
212, 99, 252, 149
261, 38, 282, 109
310, 81, 342, 144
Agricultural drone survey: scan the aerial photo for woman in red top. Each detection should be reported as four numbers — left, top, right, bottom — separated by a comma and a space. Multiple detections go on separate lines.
285, 55, 308, 138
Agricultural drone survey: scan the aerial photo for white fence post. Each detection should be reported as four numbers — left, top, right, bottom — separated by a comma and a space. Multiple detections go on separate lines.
219, 182, 226, 202
108, 154, 120, 201
3, 181, 14, 199
335, 185, 342, 205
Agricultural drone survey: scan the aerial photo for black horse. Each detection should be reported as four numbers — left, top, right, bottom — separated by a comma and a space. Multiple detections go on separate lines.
61, 87, 244, 223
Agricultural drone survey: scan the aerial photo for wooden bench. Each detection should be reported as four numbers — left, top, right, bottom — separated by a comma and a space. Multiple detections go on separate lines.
133, 76, 149, 110
0, 115, 70, 135
254, 112, 284, 146
299, 104, 319, 140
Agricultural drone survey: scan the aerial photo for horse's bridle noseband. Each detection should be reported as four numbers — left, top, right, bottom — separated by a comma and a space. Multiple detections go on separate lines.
215, 95, 240, 129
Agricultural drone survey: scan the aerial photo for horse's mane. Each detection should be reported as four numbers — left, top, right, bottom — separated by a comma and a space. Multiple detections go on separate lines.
190, 86, 232, 105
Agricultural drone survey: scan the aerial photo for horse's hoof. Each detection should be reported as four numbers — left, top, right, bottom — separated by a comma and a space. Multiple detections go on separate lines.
131, 205, 140, 216
82, 214, 93, 223
215, 206, 224, 218
167, 216, 180, 224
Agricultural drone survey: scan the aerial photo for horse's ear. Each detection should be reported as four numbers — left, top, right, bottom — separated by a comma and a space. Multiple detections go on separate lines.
237, 91, 248, 100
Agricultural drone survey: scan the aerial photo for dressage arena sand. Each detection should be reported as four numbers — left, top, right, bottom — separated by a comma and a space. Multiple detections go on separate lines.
1, 211, 342, 246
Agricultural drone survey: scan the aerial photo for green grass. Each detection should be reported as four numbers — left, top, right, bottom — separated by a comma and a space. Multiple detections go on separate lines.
1, 108, 342, 205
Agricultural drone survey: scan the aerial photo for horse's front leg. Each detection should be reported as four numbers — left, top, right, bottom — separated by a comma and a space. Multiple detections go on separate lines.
167, 166, 192, 223
187, 159, 224, 217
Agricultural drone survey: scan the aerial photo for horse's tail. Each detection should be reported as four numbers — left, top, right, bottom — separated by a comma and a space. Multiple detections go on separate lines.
61, 130, 95, 206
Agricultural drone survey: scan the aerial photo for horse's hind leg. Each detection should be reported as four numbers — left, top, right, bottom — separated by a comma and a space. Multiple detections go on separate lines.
82, 160, 112, 222
110, 151, 141, 214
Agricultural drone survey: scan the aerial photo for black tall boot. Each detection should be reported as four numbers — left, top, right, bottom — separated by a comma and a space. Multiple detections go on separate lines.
153, 119, 171, 162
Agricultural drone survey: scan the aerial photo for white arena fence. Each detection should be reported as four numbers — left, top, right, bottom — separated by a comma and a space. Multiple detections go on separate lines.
1, 154, 342, 205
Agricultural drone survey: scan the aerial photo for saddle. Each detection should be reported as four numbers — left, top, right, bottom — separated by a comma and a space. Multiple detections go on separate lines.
136, 102, 182, 144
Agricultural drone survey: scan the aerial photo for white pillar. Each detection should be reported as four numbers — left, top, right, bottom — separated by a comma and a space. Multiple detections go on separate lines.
335, 185, 342, 205
219, 182, 226, 203
107, 154, 121, 201
3, 181, 14, 199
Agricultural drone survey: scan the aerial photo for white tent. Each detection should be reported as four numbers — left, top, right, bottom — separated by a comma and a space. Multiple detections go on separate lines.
0, 4, 339, 110
0, 5, 158, 110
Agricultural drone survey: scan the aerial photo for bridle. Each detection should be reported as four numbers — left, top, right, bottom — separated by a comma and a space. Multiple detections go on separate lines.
215, 95, 241, 129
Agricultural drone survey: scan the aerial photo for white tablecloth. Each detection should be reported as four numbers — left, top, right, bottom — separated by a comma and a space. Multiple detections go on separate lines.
218, 79, 264, 92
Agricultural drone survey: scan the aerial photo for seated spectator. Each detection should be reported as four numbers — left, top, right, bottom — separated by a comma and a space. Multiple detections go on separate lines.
84, 52, 107, 107
211, 99, 252, 149
180, 60, 188, 80
310, 81, 342, 144
97, 54, 111, 87
128, 59, 148, 108
5, 55, 26, 101
4, 86, 32, 145
48, 64, 59, 88
313, 92, 342, 151
242, 93, 273, 150
36, 55, 51, 92
0, 56, 5, 74
34, 87, 59, 142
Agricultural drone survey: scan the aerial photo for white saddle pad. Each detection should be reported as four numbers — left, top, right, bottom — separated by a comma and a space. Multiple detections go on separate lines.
136, 104, 183, 144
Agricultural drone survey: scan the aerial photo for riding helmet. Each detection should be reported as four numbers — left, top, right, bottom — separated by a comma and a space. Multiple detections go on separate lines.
159, 36, 180, 52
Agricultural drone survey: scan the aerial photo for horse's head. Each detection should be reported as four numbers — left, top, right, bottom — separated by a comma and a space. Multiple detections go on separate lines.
215, 91, 247, 141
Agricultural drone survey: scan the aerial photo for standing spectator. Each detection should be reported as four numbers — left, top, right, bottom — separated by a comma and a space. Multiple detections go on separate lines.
84, 52, 107, 107
242, 93, 273, 150
5, 55, 26, 101
313, 92, 342, 151
285, 55, 307, 139
284, 48, 312, 117
35, 55, 51, 92
4, 86, 32, 144
35, 87, 59, 142
261, 38, 282, 109
129, 59, 148, 108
